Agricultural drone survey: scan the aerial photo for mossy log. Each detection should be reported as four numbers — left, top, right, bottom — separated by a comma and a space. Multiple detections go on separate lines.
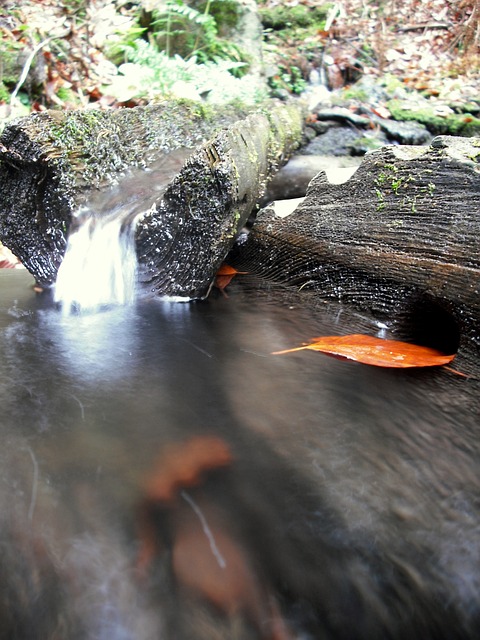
0, 99, 305, 296
231, 136, 480, 366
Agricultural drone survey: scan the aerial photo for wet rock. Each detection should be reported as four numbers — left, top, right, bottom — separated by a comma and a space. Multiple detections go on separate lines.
347, 131, 390, 155
263, 155, 360, 202
374, 117, 432, 145
313, 107, 372, 128
387, 97, 480, 136
301, 126, 368, 157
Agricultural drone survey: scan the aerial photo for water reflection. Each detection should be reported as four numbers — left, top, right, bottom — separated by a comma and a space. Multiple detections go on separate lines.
0, 271, 479, 639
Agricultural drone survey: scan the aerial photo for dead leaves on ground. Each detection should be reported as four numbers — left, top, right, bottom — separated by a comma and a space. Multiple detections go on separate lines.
273, 333, 463, 373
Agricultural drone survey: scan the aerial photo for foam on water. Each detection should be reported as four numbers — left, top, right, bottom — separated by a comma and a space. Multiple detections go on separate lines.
53, 150, 190, 314
54, 208, 142, 314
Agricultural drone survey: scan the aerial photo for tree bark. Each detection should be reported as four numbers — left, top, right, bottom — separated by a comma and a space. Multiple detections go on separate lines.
231, 136, 480, 366
0, 99, 305, 295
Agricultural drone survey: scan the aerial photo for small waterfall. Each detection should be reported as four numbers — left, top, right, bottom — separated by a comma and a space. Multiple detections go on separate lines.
54, 150, 189, 314
54, 208, 142, 314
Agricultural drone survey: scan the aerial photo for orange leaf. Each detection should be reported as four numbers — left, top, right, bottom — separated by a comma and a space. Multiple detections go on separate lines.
272, 334, 456, 369
143, 436, 233, 504
214, 264, 247, 295
216, 264, 245, 276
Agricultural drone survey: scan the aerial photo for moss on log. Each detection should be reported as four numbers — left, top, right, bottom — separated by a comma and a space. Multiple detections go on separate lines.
0, 99, 305, 293
231, 136, 480, 367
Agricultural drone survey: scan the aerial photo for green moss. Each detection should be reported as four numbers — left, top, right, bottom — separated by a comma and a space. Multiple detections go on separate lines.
0, 43, 22, 87
49, 110, 107, 151
387, 99, 480, 136
375, 188, 385, 211
0, 81, 10, 103
341, 86, 370, 103
371, 158, 441, 216
55, 86, 82, 105
259, 4, 330, 30
268, 63, 306, 95
202, 0, 239, 31
350, 135, 385, 153
263, 101, 304, 168
380, 73, 405, 96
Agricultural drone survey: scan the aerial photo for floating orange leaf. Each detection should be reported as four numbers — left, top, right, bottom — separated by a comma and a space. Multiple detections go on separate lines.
272, 334, 457, 369
214, 263, 247, 296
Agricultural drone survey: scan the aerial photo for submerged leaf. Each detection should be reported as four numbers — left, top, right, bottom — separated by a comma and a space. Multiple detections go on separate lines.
272, 334, 456, 369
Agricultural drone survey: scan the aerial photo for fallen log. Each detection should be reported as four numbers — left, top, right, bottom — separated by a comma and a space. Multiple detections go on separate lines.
231, 136, 480, 368
0, 99, 305, 296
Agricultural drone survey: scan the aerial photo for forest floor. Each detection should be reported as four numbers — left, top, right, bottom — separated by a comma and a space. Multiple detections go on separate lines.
0, 0, 478, 123
0, 0, 478, 267
262, 0, 479, 92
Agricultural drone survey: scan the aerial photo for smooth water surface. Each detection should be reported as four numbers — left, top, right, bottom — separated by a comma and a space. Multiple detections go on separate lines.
1, 270, 479, 639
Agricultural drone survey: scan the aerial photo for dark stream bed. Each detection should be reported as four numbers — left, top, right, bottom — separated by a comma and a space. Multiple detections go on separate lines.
0, 269, 479, 640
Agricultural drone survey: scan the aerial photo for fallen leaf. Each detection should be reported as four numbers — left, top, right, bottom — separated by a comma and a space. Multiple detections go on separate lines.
142, 436, 233, 505
0, 259, 17, 269
272, 334, 456, 369
136, 437, 294, 638
371, 105, 391, 119
136, 436, 233, 574
214, 264, 247, 296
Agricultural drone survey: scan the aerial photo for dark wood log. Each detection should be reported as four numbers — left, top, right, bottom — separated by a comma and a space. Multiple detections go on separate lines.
135, 106, 305, 299
231, 136, 480, 369
0, 100, 305, 296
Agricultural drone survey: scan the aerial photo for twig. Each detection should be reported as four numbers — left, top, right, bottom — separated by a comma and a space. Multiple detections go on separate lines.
10, 37, 53, 105
27, 447, 39, 523
398, 22, 452, 32
10, 29, 70, 106
181, 490, 226, 569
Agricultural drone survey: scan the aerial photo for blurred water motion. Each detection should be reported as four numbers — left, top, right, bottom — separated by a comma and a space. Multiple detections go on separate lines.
0, 270, 479, 639
54, 150, 189, 314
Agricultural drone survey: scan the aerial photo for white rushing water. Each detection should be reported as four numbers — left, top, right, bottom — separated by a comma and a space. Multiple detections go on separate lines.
54, 208, 142, 314
54, 150, 190, 314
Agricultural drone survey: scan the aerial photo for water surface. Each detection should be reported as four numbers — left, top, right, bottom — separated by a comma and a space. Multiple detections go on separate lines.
1, 270, 479, 639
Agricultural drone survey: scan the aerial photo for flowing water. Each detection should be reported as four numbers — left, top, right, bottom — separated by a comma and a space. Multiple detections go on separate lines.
1, 268, 479, 639
54, 209, 140, 313
54, 150, 189, 314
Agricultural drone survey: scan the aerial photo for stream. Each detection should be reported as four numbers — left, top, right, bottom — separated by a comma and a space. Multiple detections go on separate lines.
1, 268, 479, 639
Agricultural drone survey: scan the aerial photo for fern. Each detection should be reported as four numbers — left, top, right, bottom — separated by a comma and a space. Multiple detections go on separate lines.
148, 0, 248, 73
109, 39, 264, 105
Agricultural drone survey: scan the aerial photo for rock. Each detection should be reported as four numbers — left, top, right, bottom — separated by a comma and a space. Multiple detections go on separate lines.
347, 132, 390, 155
301, 126, 357, 156
262, 155, 360, 202
387, 98, 480, 136
374, 117, 432, 145
313, 107, 372, 127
